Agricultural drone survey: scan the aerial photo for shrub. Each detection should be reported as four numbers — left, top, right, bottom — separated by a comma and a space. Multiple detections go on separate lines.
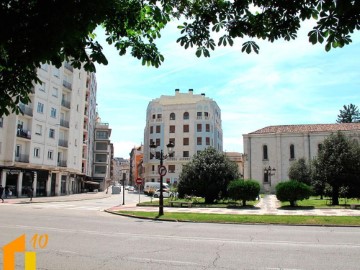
276, 180, 312, 207
227, 179, 260, 206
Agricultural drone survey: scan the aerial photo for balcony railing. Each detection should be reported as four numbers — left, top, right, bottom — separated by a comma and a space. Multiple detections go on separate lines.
15, 154, 30, 163
61, 99, 71, 109
19, 104, 33, 117
58, 160, 67, 167
60, 119, 69, 128
17, 129, 31, 139
58, 139, 68, 148
62, 80, 72, 91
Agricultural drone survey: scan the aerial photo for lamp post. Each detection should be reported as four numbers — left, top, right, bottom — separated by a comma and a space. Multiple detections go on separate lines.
264, 166, 276, 186
149, 140, 175, 216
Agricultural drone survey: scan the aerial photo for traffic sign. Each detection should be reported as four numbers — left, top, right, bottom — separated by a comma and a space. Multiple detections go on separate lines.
135, 178, 142, 185
158, 166, 167, 176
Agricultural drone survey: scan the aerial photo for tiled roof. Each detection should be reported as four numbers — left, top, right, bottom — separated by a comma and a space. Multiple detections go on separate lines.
250, 123, 360, 134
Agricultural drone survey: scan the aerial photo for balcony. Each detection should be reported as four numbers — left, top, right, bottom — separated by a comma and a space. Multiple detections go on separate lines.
17, 129, 31, 139
62, 80, 72, 91
19, 103, 33, 117
61, 99, 71, 109
58, 139, 68, 148
60, 119, 69, 128
15, 154, 30, 163
58, 160, 67, 167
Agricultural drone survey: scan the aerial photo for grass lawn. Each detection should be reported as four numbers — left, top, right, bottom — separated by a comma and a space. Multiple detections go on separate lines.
280, 196, 360, 209
114, 211, 360, 226
138, 197, 258, 208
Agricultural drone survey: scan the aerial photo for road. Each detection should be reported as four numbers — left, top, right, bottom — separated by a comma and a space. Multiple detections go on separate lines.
0, 192, 359, 270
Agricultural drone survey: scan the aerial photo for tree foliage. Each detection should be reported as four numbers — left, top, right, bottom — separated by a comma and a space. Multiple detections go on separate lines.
227, 179, 260, 206
288, 158, 311, 185
1, 0, 360, 115
336, 104, 360, 123
276, 180, 312, 207
177, 147, 239, 203
312, 132, 360, 205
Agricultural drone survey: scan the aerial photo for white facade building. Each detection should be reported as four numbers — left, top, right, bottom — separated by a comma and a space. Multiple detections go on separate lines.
143, 89, 223, 184
0, 62, 100, 197
243, 123, 360, 193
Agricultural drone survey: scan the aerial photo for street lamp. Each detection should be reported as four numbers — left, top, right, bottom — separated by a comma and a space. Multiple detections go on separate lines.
149, 140, 175, 216
264, 166, 276, 186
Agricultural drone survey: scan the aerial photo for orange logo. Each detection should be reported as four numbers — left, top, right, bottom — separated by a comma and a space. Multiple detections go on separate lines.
2, 234, 48, 270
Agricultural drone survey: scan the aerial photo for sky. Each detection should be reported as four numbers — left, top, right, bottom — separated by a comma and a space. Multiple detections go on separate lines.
93, 20, 360, 159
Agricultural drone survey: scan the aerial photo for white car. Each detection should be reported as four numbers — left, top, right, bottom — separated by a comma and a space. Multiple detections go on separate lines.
128, 186, 135, 192
153, 189, 172, 198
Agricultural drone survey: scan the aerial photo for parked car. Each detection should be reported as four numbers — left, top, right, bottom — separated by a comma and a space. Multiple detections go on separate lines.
128, 186, 135, 192
153, 189, 174, 198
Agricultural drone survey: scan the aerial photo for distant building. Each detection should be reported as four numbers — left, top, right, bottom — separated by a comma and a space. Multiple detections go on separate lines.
113, 157, 130, 186
225, 152, 244, 178
243, 123, 360, 192
143, 89, 223, 184
129, 145, 144, 186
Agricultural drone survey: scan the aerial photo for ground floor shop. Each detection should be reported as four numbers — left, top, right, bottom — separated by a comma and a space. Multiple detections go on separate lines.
0, 168, 101, 198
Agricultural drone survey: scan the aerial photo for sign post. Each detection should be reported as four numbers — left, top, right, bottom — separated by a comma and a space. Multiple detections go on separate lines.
136, 178, 142, 204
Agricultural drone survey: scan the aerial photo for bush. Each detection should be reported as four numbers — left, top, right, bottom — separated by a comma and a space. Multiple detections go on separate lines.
276, 180, 312, 207
227, 179, 260, 206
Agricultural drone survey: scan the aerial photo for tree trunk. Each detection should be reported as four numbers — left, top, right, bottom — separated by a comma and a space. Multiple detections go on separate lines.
332, 186, 339, 205
242, 199, 246, 206
290, 200, 295, 207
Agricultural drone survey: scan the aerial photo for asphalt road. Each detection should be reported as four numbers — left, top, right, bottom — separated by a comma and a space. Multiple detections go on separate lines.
1, 194, 359, 270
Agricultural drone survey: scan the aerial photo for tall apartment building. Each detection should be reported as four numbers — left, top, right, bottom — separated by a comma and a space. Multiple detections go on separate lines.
143, 89, 223, 184
0, 61, 101, 197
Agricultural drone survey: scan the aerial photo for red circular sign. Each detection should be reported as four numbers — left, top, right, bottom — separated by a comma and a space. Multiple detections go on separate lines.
135, 178, 142, 185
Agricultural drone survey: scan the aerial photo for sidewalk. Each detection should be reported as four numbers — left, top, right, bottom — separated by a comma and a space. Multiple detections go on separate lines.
2, 193, 359, 216
106, 195, 360, 217
1, 191, 111, 204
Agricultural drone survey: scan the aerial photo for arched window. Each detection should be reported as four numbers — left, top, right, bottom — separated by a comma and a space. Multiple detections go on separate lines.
170, 113, 175, 120
290, 144, 295, 159
183, 112, 189, 120
263, 145, 268, 160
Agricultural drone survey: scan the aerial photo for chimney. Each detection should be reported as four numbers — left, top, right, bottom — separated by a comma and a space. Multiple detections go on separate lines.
201, 93, 205, 96
175, 89, 180, 95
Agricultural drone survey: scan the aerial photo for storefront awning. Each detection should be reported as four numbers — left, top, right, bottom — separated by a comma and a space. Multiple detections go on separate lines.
84, 181, 100, 185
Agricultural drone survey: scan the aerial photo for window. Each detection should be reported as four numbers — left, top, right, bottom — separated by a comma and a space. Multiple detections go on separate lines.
290, 144, 295, 159
156, 138, 160, 146
152, 114, 156, 119
183, 125, 189, 132
204, 112, 209, 119
53, 67, 60, 78
183, 138, 189, 145
39, 82, 46, 92
95, 153, 107, 162
96, 131, 108, 139
34, 148, 40, 158
197, 124, 202, 132
183, 151, 189, 158
94, 165, 107, 174
150, 126, 153, 134
156, 125, 161, 133
263, 145, 268, 160
168, 165, 175, 173
49, 128, 55, 138
0, 117, 3, 128
264, 172, 269, 183
50, 107, 57, 118
206, 124, 210, 132
15, 145, 21, 157
206, 137, 210, 145
40, 63, 48, 71
35, 124, 42, 135
169, 125, 175, 133
197, 112, 202, 119
169, 138, 175, 146
37, 102, 44, 113
52, 87, 58, 97
157, 114, 162, 119
183, 112, 189, 120
170, 113, 175, 120
95, 142, 108, 150
197, 137, 202, 145
48, 150, 53, 160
